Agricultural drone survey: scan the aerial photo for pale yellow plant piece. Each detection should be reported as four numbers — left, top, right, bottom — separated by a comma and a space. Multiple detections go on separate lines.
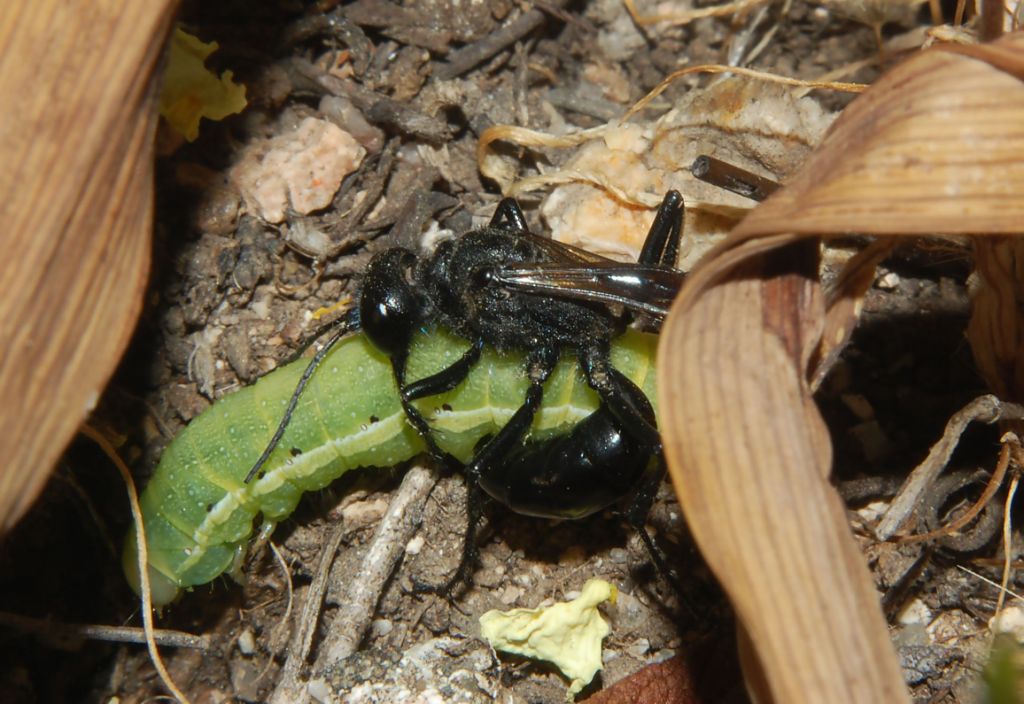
160, 28, 247, 141
479, 579, 617, 700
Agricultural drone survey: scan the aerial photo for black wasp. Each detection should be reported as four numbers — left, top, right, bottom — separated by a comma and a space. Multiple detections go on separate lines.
245, 190, 686, 590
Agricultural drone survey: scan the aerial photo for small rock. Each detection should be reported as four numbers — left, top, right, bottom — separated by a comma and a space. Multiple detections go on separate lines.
237, 628, 256, 656
307, 678, 334, 703
897, 597, 933, 627
370, 619, 393, 637
626, 637, 650, 658
876, 270, 901, 290
230, 117, 365, 223
991, 604, 1024, 641
608, 547, 628, 564
499, 584, 524, 605
405, 534, 425, 556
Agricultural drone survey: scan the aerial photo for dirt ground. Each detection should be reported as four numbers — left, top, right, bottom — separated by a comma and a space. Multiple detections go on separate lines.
0, 0, 1008, 702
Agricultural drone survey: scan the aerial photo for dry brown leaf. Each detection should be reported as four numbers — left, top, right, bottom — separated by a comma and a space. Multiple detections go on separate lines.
0, 0, 179, 532
582, 636, 745, 704
970, 239, 1024, 410
655, 31, 1024, 704
734, 37, 1024, 239
680, 33, 1024, 301
583, 655, 701, 704
660, 243, 909, 703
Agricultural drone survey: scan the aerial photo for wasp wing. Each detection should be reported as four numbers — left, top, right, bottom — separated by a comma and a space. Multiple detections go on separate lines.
512, 231, 621, 265
492, 262, 684, 319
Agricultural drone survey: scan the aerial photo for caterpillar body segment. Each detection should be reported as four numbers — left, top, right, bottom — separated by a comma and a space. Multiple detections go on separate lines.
124, 327, 658, 605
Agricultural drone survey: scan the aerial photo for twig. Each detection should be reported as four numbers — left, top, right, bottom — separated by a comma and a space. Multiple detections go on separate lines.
690, 155, 779, 202
996, 437, 1021, 619
959, 565, 1024, 602
997, 476, 1021, 613
953, 0, 968, 25
0, 611, 211, 651
876, 396, 1024, 540
315, 464, 438, 664
624, 64, 865, 122
253, 542, 295, 688
285, 57, 452, 144
545, 87, 622, 121
267, 541, 295, 652
81, 424, 191, 704
269, 522, 347, 704
434, 2, 569, 81
980, 0, 1005, 42
625, 0, 772, 26
897, 446, 1009, 545
265, 466, 438, 703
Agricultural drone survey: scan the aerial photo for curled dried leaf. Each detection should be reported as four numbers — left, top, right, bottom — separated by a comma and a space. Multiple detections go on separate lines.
0, 0, 176, 533
969, 238, 1024, 406
655, 32, 1024, 704
682, 33, 1024, 304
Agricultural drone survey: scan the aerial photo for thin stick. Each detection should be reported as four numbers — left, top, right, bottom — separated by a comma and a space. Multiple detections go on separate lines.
315, 464, 438, 665
896, 442, 1009, 544
690, 155, 780, 202
980, 0, 1004, 40
996, 443, 1020, 619
267, 541, 295, 649
81, 424, 191, 704
954, 0, 968, 25
624, 64, 866, 122
268, 522, 346, 704
958, 565, 1024, 602
876, 396, 1024, 540
0, 611, 211, 650
624, 0, 771, 26
253, 541, 296, 688
434, 0, 569, 80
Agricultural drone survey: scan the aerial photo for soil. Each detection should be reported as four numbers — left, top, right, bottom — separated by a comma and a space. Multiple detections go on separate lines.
0, 1, 1005, 703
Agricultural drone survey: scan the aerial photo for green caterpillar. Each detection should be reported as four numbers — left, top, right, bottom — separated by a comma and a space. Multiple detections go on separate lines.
124, 327, 659, 605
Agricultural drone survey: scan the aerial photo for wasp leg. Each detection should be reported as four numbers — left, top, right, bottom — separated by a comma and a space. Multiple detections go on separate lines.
403, 338, 484, 400
390, 353, 462, 472
628, 454, 720, 621
391, 338, 484, 474
414, 345, 559, 595
638, 190, 684, 268
490, 197, 529, 232
580, 345, 661, 451
578, 342, 688, 591
625, 455, 681, 584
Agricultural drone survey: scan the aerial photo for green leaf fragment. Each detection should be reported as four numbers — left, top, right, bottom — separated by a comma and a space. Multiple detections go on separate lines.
479, 578, 618, 700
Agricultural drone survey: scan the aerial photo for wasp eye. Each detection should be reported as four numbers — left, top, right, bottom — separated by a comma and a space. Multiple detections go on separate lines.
471, 266, 495, 289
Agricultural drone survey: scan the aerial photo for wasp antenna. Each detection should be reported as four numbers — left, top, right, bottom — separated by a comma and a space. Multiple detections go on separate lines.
243, 309, 361, 484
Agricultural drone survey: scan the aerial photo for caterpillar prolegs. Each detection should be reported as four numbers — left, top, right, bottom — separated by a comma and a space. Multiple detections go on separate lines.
123, 327, 658, 605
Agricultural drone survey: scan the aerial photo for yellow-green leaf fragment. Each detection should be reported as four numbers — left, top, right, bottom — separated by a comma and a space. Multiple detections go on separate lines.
479, 578, 618, 700
160, 28, 247, 141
